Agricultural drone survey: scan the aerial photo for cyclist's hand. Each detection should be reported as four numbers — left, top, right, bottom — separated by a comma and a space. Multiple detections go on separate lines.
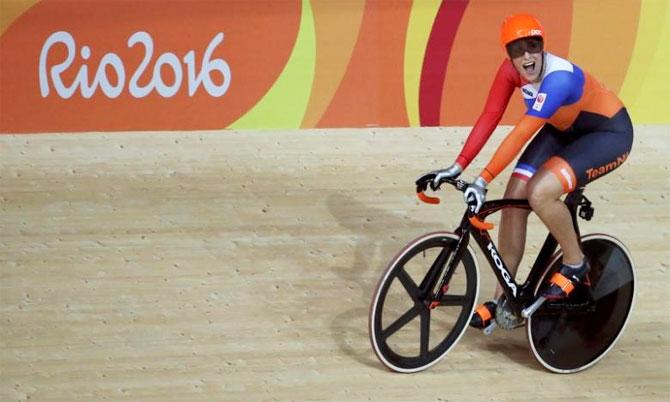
415, 172, 437, 192
464, 177, 488, 213
416, 163, 463, 191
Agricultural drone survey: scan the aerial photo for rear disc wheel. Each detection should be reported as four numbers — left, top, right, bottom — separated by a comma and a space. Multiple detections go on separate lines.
527, 234, 636, 373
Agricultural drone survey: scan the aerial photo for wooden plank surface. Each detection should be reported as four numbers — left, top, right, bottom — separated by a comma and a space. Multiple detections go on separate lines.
1, 126, 668, 401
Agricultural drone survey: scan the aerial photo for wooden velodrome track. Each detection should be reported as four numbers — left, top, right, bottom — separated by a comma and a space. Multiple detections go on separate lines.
1, 125, 668, 401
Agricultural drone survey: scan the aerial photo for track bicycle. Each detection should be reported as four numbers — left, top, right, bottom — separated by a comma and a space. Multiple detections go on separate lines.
368, 178, 635, 373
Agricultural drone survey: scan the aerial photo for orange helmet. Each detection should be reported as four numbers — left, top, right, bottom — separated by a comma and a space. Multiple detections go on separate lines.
500, 13, 544, 47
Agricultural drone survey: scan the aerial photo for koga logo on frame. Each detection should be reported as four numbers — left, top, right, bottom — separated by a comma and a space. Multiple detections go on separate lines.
39, 31, 232, 99
487, 242, 517, 296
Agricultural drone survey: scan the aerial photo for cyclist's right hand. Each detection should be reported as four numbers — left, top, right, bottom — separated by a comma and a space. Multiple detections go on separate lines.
416, 163, 463, 191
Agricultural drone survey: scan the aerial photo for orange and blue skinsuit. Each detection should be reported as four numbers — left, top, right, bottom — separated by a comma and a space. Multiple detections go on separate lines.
457, 52, 633, 192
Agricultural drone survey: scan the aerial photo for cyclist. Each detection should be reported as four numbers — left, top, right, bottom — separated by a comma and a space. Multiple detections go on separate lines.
417, 13, 633, 330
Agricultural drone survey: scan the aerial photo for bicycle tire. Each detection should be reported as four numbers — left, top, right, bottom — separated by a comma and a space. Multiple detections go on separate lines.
527, 234, 636, 373
369, 232, 479, 373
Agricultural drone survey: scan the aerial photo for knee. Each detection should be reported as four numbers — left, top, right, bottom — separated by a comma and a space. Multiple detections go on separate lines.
527, 177, 559, 210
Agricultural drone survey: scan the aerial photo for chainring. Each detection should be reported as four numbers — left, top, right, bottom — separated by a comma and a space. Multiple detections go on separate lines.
495, 296, 525, 330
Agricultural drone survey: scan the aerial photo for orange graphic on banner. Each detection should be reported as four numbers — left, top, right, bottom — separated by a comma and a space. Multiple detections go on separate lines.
317, 0, 411, 128
0, 0, 39, 35
1, 1, 663, 132
0, 0, 300, 133
302, 0, 366, 128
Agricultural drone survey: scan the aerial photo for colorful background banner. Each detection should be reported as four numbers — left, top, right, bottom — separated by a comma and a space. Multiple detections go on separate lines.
1, 0, 669, 133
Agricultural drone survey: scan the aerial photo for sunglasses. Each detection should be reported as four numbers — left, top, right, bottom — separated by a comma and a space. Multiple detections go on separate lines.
506, 37, 544, 59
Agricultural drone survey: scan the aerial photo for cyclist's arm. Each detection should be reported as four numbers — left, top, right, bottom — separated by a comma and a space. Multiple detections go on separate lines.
479, 71, 576, 183
455, 60, 520, 169
479, 115, 546, 183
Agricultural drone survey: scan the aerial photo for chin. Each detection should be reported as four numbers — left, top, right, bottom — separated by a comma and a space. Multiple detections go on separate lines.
517, 68, 540, 83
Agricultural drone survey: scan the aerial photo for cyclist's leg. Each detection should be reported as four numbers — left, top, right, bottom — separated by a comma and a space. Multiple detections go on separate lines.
471, 124, 567, 328
495, 178, 530, 298
528, 108, 634, 288
527, 170, 583, 264
472, 177, 534, 326
494, 125, 564, 298
468, 123, 562, 308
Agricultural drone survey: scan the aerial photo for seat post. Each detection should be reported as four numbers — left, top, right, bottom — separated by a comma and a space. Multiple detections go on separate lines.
564, 187, 585, 242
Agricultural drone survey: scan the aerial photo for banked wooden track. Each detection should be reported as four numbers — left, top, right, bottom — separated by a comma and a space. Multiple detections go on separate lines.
1, 126, 668, 401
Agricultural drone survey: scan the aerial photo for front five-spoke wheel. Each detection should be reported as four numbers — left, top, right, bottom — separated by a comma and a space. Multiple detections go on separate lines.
369, 232, 479, 372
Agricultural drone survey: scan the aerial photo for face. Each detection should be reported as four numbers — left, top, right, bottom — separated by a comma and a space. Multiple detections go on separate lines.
507, 37, 544, 82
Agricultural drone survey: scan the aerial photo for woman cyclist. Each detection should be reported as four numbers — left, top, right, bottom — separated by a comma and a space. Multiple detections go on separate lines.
417, 13, 633, 329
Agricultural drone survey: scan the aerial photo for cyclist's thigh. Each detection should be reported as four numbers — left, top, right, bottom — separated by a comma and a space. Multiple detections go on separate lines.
512, 123, 565, 184
542, 109, 634, 192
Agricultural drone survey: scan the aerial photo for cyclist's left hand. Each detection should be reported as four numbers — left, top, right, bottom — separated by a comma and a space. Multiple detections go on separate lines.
464, 177, 488, 213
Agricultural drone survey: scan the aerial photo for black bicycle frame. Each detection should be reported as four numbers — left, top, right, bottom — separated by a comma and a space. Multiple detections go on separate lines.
433, 187, 590, 316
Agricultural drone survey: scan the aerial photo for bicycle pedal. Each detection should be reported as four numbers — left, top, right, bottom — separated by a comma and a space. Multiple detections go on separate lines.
483, 321, 497, 336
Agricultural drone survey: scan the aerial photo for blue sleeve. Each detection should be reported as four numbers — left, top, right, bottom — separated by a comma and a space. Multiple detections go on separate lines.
526, 71, 580, 119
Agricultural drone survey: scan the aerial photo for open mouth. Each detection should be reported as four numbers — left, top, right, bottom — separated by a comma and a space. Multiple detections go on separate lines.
523, 61, 536, 74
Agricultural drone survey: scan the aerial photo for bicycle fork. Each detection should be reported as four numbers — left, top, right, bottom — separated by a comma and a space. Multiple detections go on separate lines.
426, 230, 471, 310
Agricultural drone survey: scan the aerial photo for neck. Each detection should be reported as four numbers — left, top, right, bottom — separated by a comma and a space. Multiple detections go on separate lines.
531, 52, 546, 83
